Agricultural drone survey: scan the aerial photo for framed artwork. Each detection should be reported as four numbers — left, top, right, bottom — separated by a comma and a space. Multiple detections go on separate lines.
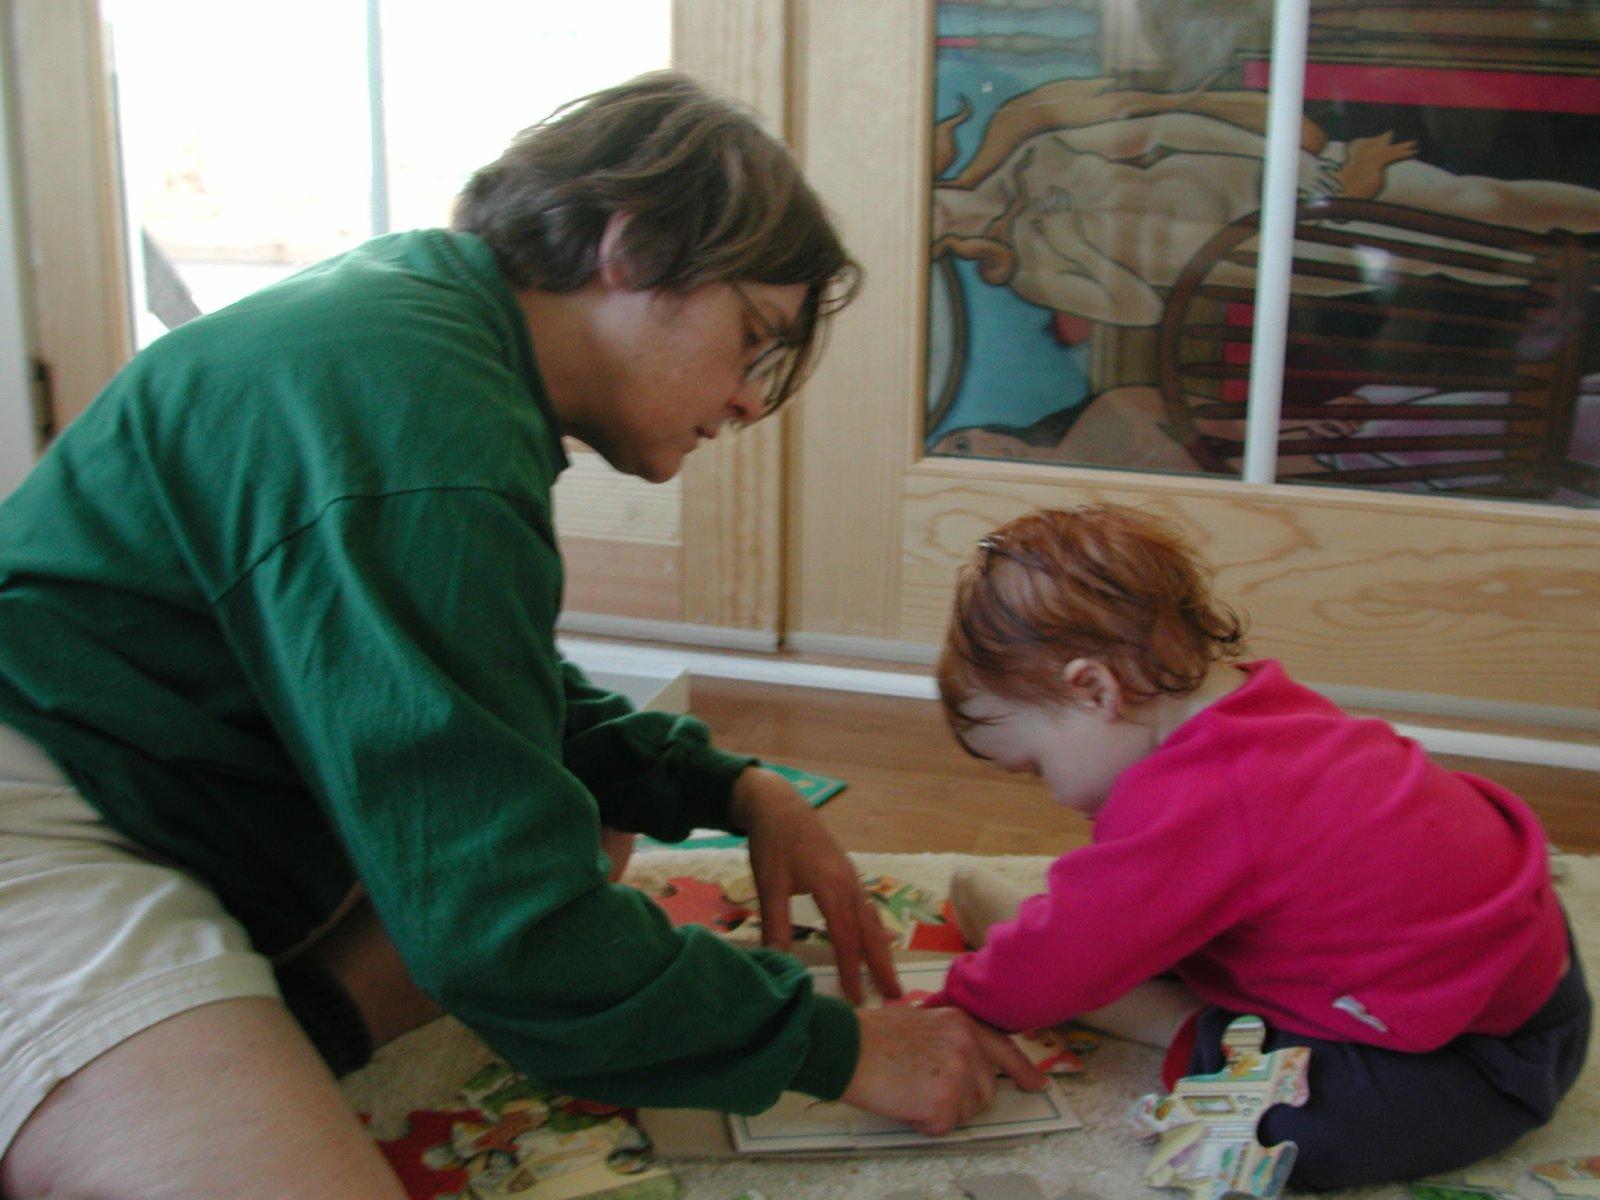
927, 0, 1600, 507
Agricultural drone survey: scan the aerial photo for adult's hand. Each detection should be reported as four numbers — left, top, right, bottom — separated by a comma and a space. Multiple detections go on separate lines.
842, 1006, 1048, 1135
730, 766, 899, 1004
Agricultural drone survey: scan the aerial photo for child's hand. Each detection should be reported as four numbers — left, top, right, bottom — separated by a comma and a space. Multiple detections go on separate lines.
731, 766, 900, 1004
843, 1006, 1049, 1135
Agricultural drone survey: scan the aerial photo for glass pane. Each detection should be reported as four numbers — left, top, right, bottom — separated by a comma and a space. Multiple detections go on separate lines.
926, 0, 1274, 477
1262, 2, 1600, 507
106, 0, 670, 351
927, 0, 1600, 511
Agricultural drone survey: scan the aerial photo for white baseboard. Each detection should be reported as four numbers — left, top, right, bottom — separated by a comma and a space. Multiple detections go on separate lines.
558, 637, 936, 701
557, 612, 780, 653
558, 637, 1600, 773
785, 632, 939, 666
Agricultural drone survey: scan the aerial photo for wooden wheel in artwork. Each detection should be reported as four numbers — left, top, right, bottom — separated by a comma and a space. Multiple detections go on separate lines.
1157, 198, 1595, 499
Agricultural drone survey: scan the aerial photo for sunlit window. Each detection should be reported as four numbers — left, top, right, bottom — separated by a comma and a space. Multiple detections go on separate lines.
105, 0, 671, 348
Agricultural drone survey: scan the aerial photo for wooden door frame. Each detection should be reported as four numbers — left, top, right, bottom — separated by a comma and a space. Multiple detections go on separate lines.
673, 0, 789, 637
3, 0, 130, 440
0, 2, 42, 497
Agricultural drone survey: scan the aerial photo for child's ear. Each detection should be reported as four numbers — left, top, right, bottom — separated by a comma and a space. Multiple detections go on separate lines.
1062, 658, 1122, 718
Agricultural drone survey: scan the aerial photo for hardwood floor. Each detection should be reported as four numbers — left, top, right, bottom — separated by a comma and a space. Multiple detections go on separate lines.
688, 678, 1600, 856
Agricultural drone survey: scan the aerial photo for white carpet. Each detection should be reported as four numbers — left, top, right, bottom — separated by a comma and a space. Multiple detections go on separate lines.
342, 850, 1600, 1200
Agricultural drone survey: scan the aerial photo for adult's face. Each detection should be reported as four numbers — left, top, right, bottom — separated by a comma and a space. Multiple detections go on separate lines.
581, 278, 807, 484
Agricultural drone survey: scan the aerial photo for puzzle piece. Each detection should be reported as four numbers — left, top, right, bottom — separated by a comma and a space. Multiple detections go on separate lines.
722, 872, 758, 907
864, 875, 945, 932
372, 1108, 477, 1199
1130, 1016, 1310, 1200
1014, 1026, 1089, 1075
906, 899, 970, 952
1532, 1158, 1600, 1199
651, 877, 751, 933
374, 1063, 681, 1200
664, 871, 968, 953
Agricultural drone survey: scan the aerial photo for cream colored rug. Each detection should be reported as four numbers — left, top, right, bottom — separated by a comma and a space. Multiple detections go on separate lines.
342, 850, 1600, 1200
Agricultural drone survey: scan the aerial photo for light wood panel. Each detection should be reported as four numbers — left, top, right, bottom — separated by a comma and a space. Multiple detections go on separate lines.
553, 449, 681, 545
674, 0, 788, 632
562, 536, 683, 622
787, 1, 930, 638
899, 458, 1600, 708
553, 447, 684, 621
8, 0, 130, 431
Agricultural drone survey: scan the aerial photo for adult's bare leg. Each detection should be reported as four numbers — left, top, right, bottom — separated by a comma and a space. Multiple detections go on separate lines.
601, 825, 636, 882
0, 997, 407, 1200
297, 895, 443, 1049
294, 823, 634, 1052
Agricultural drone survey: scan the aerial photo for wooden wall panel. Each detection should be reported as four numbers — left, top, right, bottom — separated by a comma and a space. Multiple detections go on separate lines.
561, 536, 683, 623
552, 450, 685, 620
553, 449, 681, 546
901, 460, 1600, 708
787, 0, 929, 638
674, 0, 787, 631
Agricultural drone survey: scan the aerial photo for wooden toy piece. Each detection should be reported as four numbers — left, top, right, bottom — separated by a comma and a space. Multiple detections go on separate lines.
1532, 1158, 1600, 1199
959, 1171, 1049, 1199
1129, 1015, 1310, 1200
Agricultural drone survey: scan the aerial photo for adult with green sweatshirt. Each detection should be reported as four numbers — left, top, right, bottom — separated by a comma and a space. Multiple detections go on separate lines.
0, 72, 1043, 1200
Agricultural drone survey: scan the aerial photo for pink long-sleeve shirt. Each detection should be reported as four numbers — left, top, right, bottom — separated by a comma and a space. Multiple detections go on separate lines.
938, 660, 1567, 1052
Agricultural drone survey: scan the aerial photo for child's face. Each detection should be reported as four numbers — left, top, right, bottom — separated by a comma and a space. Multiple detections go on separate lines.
954, 688, 1151, 817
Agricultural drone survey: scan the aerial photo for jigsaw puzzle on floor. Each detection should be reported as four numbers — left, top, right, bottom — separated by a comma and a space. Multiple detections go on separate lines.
648, 869, 968, 952
369, 1062, 680, 1199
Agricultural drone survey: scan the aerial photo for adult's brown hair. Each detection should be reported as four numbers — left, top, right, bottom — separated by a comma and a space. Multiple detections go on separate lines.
453, 70, 860, 412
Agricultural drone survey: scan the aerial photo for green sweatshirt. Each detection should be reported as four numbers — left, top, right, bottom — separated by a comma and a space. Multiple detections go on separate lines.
0, 230, 857, 1111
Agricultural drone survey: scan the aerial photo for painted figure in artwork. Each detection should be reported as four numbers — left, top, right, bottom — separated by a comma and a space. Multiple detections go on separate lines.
932, 76, 1600, 328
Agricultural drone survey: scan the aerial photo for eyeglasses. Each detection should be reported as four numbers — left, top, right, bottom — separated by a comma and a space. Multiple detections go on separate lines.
731, 281, 803, 417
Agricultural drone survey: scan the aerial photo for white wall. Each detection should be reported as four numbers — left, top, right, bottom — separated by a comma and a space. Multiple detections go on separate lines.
0, 19, 38, 500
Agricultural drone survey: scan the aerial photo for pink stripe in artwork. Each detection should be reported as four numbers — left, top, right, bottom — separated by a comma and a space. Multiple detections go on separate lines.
1222, 302, 1255, 403
1241, 60, 1600, 114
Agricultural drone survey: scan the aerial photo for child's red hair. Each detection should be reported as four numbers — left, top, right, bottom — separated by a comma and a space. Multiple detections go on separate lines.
938, 504, 1245, 728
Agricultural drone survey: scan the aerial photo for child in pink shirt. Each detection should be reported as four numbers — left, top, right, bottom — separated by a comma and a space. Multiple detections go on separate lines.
931, 503, 1589, 1188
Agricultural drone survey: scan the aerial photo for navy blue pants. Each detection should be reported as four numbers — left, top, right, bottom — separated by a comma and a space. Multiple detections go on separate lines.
1187, 935, 1592, 1191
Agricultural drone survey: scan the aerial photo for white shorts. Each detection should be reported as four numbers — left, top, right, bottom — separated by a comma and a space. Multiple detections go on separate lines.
0, 724, 280, 1157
